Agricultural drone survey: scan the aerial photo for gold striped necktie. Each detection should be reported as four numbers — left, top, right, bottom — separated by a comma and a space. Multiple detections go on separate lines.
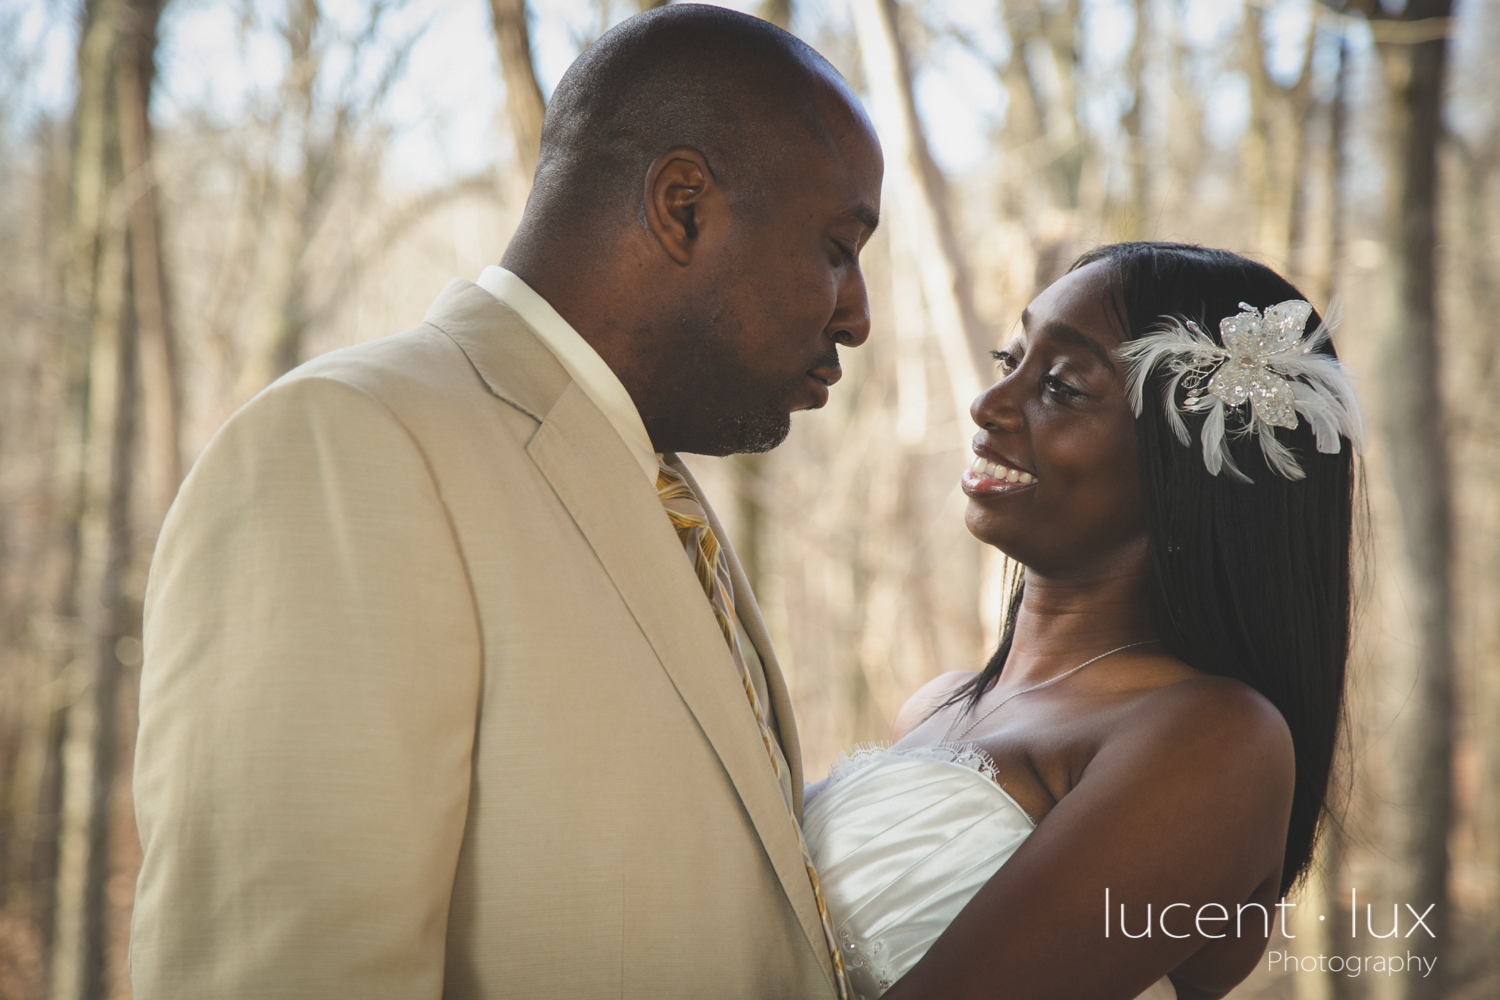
655, 460, 850, 1000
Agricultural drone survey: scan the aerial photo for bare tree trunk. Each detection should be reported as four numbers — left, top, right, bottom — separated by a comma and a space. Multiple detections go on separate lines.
45, 2, 143, 996
42, 0, 122, 983
1453, 115, 1499, 985
1318, 31, 1350, 307
1306, 38, 1353, 1000
29, 706, 66, 966
848, 0, 988, 428
262, 0, 320, 385
117, 0, 180, 524
1121, 0, 1149, 237
1242, 5, 1315, 267
1044, 0, 1084, 211
1281, 18, 1318, 286
1456, 139, 1498, 380
488, 0, 547, 197
51, 252, 136, 1000
1364, 3, 1456, 997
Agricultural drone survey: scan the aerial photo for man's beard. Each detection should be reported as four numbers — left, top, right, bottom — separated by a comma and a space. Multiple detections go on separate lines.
691, 347, 839, 456
700, 401, 792, 456
662, 305, 839, 455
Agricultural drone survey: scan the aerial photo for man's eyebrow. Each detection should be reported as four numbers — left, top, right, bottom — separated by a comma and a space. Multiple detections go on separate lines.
849, 204, 879, 233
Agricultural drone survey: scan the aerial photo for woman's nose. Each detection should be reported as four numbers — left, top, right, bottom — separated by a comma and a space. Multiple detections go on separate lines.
970, 377, 1024, 431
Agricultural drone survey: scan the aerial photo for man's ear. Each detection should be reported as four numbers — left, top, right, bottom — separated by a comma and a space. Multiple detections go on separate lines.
643, 147, 718, 266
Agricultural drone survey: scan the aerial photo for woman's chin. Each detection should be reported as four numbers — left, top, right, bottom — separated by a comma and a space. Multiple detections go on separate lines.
963, 504, 1026, 557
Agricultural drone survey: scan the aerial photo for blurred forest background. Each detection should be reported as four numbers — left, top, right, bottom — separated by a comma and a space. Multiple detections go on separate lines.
0, 0, 1496, 997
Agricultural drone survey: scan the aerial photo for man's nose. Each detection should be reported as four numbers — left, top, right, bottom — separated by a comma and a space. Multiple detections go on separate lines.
829, 268, 871, 348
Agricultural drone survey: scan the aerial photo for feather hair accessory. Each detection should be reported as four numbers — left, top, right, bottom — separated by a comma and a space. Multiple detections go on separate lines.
1115, 299, 1364, 482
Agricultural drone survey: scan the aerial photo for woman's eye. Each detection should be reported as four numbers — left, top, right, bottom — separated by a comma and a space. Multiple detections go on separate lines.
990, 350, 1018, 374
1043, 374, 1083, 399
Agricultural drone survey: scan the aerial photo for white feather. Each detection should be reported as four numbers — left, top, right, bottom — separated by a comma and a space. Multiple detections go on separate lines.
1291, 382, 1344, 454
1162, 370, 1192, 445
1200, 401, 1251, 482
1256, 417, 1307, 480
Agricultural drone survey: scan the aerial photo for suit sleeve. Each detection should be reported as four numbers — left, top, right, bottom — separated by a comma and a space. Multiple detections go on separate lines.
131, 375, 481, 999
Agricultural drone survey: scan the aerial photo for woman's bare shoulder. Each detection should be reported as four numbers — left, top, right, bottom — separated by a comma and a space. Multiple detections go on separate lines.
1100, 673, 1295, 801
891, 671, 977, 742
1136, 673, 1291, 739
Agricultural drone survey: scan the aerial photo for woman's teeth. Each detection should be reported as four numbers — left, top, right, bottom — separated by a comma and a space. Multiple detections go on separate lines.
968, 456, 1035, 485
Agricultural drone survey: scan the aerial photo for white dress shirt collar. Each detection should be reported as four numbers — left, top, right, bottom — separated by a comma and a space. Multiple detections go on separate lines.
474, 265, 659, 485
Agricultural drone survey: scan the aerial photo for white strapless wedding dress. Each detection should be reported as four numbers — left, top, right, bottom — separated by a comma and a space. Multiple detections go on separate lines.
803, 745, 1176, 1000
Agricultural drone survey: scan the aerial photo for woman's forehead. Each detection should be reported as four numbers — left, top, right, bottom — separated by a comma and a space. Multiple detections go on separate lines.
1020, 261, 1126, 354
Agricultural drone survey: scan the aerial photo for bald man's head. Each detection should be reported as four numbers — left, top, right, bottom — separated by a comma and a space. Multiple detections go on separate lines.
528, 4, 862, 228
500, 5, 882, 457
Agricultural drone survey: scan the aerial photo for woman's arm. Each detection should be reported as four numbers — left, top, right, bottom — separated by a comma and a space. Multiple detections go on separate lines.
883, 675, 1296, 1000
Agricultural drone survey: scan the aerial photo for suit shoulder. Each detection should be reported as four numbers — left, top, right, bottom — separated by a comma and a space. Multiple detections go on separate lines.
285, 324, 480, 406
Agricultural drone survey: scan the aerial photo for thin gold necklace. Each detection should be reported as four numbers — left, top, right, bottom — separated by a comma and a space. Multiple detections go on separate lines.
941, 640, 1159, 743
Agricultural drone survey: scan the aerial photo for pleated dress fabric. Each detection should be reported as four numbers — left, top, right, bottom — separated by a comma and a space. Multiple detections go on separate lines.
803, 746, 1177, 1000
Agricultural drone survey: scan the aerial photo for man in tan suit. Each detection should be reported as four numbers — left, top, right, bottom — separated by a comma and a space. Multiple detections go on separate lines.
131, 6, 881, 998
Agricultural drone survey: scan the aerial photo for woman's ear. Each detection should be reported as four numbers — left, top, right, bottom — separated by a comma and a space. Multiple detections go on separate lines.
642, 147, 718, 266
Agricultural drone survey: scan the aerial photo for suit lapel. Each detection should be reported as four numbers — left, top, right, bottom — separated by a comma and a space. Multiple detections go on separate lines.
670, 457, 806, 820
426, 282, 834, 991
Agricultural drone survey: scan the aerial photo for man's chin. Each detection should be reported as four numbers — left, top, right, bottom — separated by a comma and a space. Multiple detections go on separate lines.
687, 409, 791, 457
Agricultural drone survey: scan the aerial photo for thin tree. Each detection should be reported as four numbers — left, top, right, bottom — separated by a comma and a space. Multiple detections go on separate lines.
1242, 2, 1317, 273
47, 0, 146, 995
1120, 0, 1150, 237
1329, 4, 1457, 999
488, 0, 547, 198
117, 0, 180, 525
1318, 28, 1351, 307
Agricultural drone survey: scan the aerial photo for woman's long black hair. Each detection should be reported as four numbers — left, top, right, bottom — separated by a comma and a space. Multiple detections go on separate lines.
953, 242, 1356, 897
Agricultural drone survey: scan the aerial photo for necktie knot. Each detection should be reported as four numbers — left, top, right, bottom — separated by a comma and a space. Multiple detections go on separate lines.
656, 462, 710, 532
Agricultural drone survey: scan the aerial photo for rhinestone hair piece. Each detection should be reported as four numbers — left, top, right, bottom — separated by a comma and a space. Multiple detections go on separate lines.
1115, 299, 1365, 482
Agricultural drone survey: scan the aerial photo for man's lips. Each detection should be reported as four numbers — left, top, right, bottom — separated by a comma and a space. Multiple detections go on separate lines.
803, 374, 831, 409
802, 358, 841, 409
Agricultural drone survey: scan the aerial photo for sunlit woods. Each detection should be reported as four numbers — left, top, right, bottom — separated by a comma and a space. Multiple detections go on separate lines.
0, 0, 1496, 997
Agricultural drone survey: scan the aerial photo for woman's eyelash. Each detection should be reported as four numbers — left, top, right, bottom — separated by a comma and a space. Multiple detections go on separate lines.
1044, 375, 1083, 397
991, 351, 1082, 397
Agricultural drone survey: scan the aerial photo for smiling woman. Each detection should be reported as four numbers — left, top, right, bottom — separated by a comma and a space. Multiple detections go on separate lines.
801, 242, 1361, 1000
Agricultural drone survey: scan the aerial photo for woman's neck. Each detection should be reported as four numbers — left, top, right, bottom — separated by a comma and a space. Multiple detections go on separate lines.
1002, 555, 1157, 687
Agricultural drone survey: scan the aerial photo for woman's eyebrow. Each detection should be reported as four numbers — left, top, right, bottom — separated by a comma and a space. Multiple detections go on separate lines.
1018, 309, 1115, 372
1051, 324, 1116, 372
1036, 321, 1116, 373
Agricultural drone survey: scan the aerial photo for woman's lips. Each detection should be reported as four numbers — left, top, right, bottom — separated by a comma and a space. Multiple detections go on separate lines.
961, 454, 1038, 497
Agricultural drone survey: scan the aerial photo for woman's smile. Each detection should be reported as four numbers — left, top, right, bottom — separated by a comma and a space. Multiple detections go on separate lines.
961, 451, 1038, 497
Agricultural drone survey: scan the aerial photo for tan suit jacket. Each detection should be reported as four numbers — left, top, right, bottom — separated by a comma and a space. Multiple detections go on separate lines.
131, 280, 838, 999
